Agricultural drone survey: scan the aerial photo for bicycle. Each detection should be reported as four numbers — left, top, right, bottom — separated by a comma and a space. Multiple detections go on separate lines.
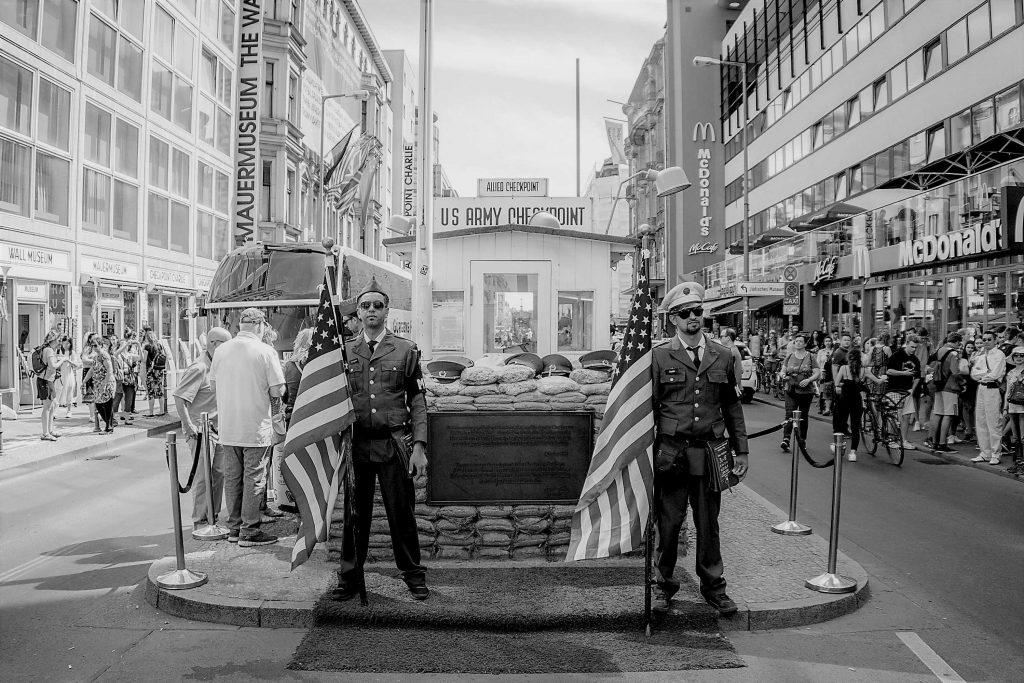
862, 387, 907, 467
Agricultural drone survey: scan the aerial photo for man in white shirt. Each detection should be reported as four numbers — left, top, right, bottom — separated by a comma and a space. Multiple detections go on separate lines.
209, 309, 286, 547
969, 331, 1006, 465
38, 330, 63, 441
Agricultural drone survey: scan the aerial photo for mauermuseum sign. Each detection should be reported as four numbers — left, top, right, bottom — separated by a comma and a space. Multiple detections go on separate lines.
427, 411, 593, 505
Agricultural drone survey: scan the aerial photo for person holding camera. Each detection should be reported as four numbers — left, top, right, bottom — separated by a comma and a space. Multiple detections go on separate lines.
780, 333, 821, 452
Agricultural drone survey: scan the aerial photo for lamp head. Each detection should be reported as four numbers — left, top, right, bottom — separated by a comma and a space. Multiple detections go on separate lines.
387, 216, 415, 234
655, 167, 691, 197
693, 56, 722, 68
528, 211, 561, 229
637, 223, 652, 236
351, 89, 371, 100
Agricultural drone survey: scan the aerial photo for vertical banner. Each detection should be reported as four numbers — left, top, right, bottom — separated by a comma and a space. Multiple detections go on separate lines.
604, 119, 626, 166
233, 0, 263, 246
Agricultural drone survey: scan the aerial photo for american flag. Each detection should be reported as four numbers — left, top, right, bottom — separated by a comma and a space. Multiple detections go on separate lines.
281, 275, 355, 569
329, 136, 378, 215
566, 257, 655, 560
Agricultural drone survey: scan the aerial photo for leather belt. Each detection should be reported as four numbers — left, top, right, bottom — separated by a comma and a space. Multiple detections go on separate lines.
982, 382, 1001, 389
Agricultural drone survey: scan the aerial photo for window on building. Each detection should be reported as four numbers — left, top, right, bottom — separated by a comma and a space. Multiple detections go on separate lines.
87, 4, 145, 101
260, 159, 272, 222
889, 61, 907, 100
149, 136, 169, 189
972, 99, 995, 142
83, 168, 110, 232
908, 131, 926, 169
950, 108, 972, 152
147, 193, 168, 249
885, 0, 904, 24
2, 0, 77, 63
558, 291, 594, 352
111, 178, 138, 241
923, 39, 942, 80
263, 60, 275, 118
114, 118, 138, 177
849, 164, 863, 195
844, 29, 859, 62
82, 103, 138, 238
857, 13, 872, 48
288, 71, 299, 124
150, 6, 194, 131
873, 76, 888, 110
966, 4, 991, 51
862, 155, 876, 188
858, 84, 874, 120
199, 47, 232, 156
991, 0, 1017, 36
875, 150, 891, 185
833, 102, 847, 136
906, 48, 924, 90
822, 111, 835, 145
946, 18, 968, 64
926, 125, 946, 163
34, 151, 68, 225
170, 200, 189, 253
995, 84, 1021, 132
84, 102, 111, 166
892, 139, 910, 177
36, 78, 69, 151
286, 167, 295, 225
834, 171, 848, 202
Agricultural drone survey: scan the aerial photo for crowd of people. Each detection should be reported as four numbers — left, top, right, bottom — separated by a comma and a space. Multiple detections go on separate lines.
743, 323, 1024, 475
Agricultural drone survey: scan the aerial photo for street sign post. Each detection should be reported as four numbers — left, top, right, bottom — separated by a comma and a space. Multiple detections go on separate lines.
721, 281, 785, 297
783, 282, 800, 316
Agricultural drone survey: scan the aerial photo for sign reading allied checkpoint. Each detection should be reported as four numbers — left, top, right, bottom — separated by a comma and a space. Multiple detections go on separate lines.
427, 411, 594, 505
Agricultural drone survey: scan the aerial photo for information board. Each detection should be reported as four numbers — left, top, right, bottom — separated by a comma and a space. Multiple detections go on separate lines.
427, 411, 593, 505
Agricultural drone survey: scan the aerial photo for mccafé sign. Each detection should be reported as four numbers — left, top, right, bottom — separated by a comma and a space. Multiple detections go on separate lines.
898, 222, 1000, 267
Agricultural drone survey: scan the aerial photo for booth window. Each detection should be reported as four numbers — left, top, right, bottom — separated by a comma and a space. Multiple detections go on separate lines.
432, 291, 465, 353
483, 273, 537, 354
557, 291, 593, 352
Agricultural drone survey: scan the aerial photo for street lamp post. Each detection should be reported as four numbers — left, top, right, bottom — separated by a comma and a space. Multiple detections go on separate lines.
603, 166, 691, 235
318, 90, 369, 242
694, 55, 750, 334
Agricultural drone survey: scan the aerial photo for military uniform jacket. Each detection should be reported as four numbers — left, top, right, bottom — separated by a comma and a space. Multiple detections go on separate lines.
651, 334, 749, 459
345, 332, 428, 462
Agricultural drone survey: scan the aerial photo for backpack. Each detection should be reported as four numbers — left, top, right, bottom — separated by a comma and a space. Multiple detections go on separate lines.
925, 349, 956, 395
31, 345, 46, 375
149, 343, 166, 370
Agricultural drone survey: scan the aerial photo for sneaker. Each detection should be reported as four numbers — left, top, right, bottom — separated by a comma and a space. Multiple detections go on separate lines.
261, 507, 285, 518
947, 435, 962, 444
971, 455, 988, 462
238, 531, 278, 547
780, 440, 790, 452
902, 441, 917, 450
847, 450, 857, 462
227, 530, 239, 543
40, 434, 57, 442
701, 589, 739, 616
935, 445, 955, 453
988, 457, 1001, 465
923, 439, 935, 450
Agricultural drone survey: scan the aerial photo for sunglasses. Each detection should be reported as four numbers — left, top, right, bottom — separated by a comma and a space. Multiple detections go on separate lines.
359, 300, 386, 310
672, 307, 704, 318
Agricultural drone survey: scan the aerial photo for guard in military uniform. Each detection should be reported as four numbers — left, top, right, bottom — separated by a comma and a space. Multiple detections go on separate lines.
652, 281, 749, 616
336, 278, 430, 601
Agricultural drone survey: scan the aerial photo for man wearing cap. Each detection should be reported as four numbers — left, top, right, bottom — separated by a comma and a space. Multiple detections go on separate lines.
174, 327, 232, 528
651, 281, 749, 616
336, 278, 430, 601
209, 308, 286, 547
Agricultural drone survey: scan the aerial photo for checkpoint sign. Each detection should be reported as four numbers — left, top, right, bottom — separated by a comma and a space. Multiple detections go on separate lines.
783, 282, 801, 316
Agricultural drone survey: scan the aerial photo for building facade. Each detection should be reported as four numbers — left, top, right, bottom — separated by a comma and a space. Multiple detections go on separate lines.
704, 0, 1024, 339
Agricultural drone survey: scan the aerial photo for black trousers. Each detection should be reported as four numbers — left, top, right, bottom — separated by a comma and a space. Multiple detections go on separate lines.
784, 390, 815, 441
338, 452, 425, 586
95, 399, 114, 429
832, 389, 863, 450
121, 383, 136, 414
655, 468, 725, 597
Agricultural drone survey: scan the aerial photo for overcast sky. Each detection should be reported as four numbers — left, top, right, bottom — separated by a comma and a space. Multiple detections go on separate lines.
360, 0, 668, 198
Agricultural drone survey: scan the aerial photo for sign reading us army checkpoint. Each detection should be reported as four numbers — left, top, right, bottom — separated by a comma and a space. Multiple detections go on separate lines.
428, 411, 594, 505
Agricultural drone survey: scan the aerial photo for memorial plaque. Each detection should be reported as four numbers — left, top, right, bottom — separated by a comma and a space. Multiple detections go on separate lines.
428, 411, 594, 505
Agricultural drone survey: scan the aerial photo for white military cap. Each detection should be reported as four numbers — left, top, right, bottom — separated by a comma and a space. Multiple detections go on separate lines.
660, 281, 706, 314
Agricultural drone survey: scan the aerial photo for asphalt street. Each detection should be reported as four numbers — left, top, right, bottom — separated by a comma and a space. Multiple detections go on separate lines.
0, 408, 1022, 681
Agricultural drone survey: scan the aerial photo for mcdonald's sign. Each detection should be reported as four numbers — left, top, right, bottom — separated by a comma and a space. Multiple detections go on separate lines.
692, 121, 716, 143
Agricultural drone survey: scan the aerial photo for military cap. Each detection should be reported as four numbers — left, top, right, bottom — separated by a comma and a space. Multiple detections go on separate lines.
356, 276, 389, 305
426, 360, 465, 383
580, 349, 617, 370
540, 354, 573, 377
435, 355, 474, 368
503, 352, 544, 376
660, 281, 706, 314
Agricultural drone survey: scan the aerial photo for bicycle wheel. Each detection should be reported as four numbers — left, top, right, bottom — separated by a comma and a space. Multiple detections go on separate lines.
861, 407, 878, 456
883, 413, 905, 467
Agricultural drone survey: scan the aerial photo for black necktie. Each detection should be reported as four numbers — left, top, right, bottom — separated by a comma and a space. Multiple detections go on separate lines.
688, 346, 701, 365
368, 340, 377, 355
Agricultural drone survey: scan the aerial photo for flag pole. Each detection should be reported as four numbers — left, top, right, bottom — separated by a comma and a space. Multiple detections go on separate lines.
320, 237, 366, 606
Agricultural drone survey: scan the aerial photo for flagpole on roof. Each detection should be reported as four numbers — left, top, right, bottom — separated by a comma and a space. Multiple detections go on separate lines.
413, 0, 434, 360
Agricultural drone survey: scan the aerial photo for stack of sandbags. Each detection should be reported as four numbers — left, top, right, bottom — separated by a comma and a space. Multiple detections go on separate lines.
434, 505, 478, 560
511, 505, 551, 559
546, 505, 575, 559
415, 502, 439, 557
475, 505, 515, 559
571, 369, 613, 420
535, 376, 587, 411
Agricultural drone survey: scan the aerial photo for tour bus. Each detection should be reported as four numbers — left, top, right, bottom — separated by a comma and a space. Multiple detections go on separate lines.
204, 242, 412, 357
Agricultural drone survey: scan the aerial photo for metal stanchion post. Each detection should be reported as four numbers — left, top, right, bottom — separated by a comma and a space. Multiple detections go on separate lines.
157, 432, 208, 589
806, 432, 857, 594
772, 408, 811, 535
192, 412, 228, 540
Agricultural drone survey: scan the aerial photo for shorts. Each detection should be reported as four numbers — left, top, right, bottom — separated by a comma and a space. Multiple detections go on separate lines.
36, 377, 54, 401
932, 391, 959, 417
886, 391, 916, 417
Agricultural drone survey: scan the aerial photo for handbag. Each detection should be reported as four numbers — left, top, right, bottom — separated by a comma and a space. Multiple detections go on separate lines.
786, 354, 815, 395
1007, 378, 1024, 406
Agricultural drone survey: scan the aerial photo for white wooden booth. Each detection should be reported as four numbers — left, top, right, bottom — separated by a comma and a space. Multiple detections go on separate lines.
383, 224, 638, 361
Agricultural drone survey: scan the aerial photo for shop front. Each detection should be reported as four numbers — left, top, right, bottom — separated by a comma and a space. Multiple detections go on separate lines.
0, 241, 72, 408
143, 263, 196, 389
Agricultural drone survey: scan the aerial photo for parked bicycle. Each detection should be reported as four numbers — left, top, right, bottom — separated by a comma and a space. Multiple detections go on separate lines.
862, 388, 907, 467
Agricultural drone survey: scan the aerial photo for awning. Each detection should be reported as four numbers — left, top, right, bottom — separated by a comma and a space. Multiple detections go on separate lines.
711, 295, 783, 315
704, 296, 742, 313
878, 124, 1024, 192
788, 201, 864, 231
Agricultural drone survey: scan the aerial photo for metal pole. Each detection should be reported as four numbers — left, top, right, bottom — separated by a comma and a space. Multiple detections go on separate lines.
319, 95, 327, 243
805, 432, 857, 593
413, 0, 435, 359
772, 408, 811, 535
192, 412, 228, 540
156, 432, 208, 589
576, 57, 581, 198
741, 63, 751, 337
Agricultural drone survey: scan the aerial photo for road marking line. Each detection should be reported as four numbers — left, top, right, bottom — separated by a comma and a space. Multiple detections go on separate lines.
897, 631, 965, 682
0, 540, 89, 584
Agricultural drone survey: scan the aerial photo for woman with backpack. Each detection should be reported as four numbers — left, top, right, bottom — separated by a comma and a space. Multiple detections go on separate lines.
833, 342, 870, 462
85, 336, 117, 433
780, 333, 821, 452
142, 330, 167, 417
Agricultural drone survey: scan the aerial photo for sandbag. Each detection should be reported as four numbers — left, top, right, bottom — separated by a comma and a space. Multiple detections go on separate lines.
368, 533, 393, 547
551, 505, 575, 520
439, 403, 477, 411
511, 545, 547, 559
460, 366, 499, 386
474, 394, 514, 404
425, 396, 437, 408
425, 378, 462, 396
414, 487, 427, 503
516, 517, 551, 534
550, 401, 587, 410
475, 518, 515, 533
477, 505, 512, 519
437, 529, 475, 544
439, 506, 478, 522
415, 505, 441, 520
415, 517, 436, 534
459, 384, 499, 397
537, 376, 581, 395
418, 533, 436, 547
547, 531, 571, 546
550, 391, 587, 402
475, 404, 511, 411
584, 395, 607, 405
549, 518, 572, 534
498, 379, 538, 395
476, 546, 510, 559
436, 395, 475, 405
497, 364, 536, 383
436, 519, 473, 534
512, 402, 551, 410
435, 544, 473, 560
369, 519, 391, 534
579, 382, 611, 396
570, 368, 613, 385
478, 532, 514, 547
511, 391, 549, 402
512, 533, 549, 548
514, 505, 552, 518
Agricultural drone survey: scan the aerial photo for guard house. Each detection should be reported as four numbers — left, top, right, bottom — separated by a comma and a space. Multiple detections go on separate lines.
383, 224, 639, 360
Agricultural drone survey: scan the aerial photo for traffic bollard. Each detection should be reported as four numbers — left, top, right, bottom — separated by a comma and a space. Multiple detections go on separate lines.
805, 432, 857, 594
772, 409, 812, 535
192, 412, 228, 541
156, 432, 209, 590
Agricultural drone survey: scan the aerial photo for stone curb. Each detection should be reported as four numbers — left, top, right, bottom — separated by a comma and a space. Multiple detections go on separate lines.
753, 394, 1023, 482
0, 419, 181, 480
